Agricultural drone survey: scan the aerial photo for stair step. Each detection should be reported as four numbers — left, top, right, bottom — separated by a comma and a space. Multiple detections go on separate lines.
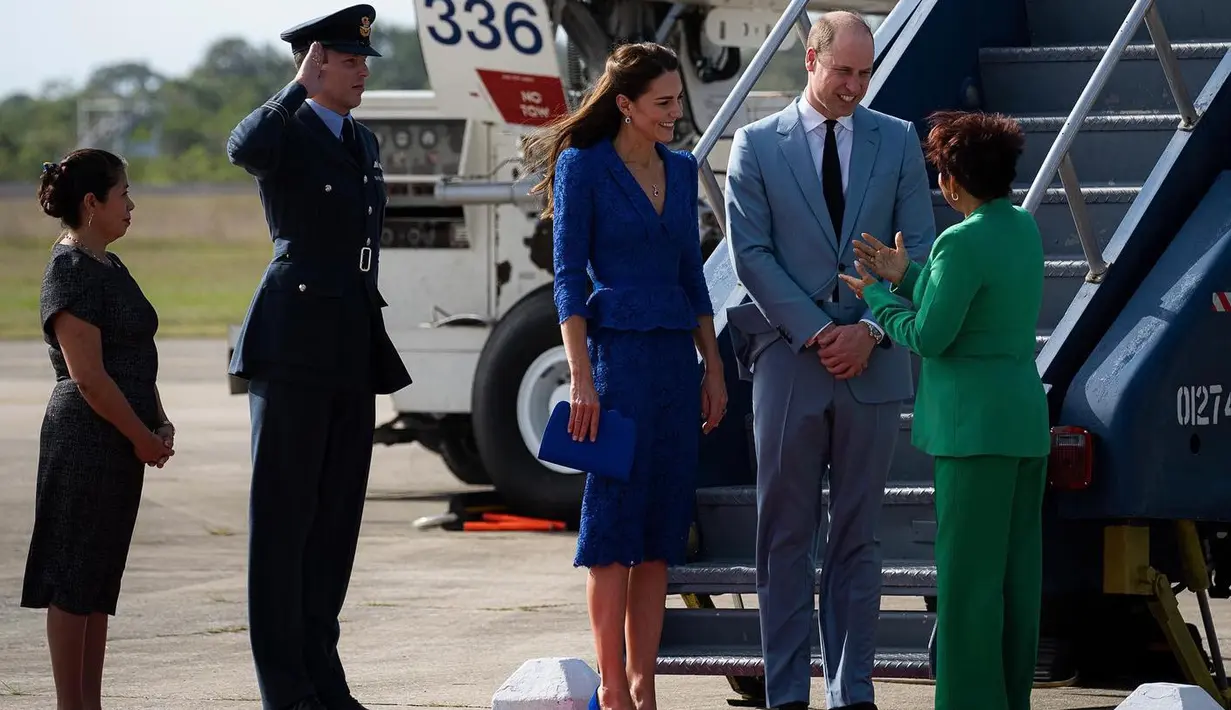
1024, 0, 1231, 45
668, 561, 937, 595
933, 185, 1137, 257
978, 41, 1228, 115
658, 624, 1076, 685
656, 650, 932, 680
693, 485, 938, 562
661, 607, 936, 653
696, 485, 934, 506
1015, 113, 1183, 186
658, 609, 936, 682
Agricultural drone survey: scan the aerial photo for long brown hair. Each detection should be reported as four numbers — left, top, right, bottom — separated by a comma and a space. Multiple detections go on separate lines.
523, 41, 680, 219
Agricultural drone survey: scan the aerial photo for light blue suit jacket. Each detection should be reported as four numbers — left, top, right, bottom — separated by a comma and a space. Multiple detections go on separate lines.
725, 98, 936, 404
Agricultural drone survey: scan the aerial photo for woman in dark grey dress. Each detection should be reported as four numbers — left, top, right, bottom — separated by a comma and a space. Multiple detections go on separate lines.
21, 148, 175, 710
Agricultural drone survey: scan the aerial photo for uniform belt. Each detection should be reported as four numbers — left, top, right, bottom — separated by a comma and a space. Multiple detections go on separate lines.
269, 246, 372, 272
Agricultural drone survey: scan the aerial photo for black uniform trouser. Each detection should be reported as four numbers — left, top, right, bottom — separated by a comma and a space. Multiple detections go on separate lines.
246, 374, 375, 709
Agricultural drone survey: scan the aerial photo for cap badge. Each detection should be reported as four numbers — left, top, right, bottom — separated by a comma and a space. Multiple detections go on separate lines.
359, 16, 372, 38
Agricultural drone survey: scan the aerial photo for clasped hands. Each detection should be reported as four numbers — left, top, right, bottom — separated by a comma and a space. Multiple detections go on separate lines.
814, 231, 911, 380
135, 423, 175, 469
808, 324, 875, 380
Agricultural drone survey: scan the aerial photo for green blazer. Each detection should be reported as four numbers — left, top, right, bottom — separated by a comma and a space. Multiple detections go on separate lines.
862, 197, 1051, 459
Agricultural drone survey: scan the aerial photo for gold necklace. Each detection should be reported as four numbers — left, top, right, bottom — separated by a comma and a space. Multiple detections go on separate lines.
62, 234, 111, 266
623, 160, 662, 198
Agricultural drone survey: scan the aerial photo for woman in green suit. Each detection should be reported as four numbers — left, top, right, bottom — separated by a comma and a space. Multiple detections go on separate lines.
840, 110, 1050, 710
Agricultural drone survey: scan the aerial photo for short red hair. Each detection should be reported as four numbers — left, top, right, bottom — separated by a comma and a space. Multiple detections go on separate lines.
923, 110, 1025, 201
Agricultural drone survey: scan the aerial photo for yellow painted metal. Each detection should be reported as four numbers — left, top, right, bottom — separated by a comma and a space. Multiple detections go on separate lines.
1145, 568, 1231, 708
1176, 520, 1211, 591
1099, 520, 1230, 708
1103, 524, 1153, 595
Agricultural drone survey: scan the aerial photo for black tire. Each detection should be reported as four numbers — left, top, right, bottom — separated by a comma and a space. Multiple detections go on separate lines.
471, 288, 585, 524
438, 424, 491, 486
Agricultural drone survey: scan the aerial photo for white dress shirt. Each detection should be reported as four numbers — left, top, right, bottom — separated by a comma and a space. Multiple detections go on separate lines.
795, 95, 885, 346
797, 95, 854, 196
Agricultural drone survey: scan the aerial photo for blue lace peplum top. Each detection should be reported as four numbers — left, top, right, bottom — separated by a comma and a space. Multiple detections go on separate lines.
551, 138, 714, 332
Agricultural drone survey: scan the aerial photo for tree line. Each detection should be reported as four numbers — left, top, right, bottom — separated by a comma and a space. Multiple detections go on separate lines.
0, 23, 805, 185
0, 26, 431, 185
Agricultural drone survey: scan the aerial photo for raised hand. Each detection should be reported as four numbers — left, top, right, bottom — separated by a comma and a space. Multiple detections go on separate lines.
838, 260, 878, 301
294, 41, 326, 96
852, 230, 910, 285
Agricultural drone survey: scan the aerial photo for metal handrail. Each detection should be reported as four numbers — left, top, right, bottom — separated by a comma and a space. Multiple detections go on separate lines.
871, 0, 925, 58
1022, 0, 1198, 283
691, 0, 924, 236
690, 0, 812, 231
691, 0, 813, 168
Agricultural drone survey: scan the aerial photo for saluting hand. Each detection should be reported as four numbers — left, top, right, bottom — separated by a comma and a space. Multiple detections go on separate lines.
295, 41, 326, 96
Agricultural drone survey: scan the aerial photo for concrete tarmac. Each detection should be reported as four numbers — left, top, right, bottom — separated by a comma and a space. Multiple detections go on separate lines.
0, 339, 1225, 709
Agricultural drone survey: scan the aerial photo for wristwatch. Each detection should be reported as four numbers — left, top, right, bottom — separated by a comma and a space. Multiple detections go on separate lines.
864, 321, 884, 345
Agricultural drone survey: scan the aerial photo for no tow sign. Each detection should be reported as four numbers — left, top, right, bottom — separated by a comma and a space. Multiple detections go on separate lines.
476, 69, 567, 126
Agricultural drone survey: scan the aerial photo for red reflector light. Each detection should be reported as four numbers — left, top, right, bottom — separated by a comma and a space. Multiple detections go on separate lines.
1048, 425, 1093, 490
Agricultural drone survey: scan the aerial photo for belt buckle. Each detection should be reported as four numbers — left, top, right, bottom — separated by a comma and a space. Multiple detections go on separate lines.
359, 246, 372, 272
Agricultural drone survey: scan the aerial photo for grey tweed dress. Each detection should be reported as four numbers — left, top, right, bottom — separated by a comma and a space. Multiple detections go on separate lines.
21, 242, 160, 616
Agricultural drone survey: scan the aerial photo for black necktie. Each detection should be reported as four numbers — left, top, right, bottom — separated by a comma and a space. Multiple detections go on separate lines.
822, 119, 844, 237
342, 118, 363, 164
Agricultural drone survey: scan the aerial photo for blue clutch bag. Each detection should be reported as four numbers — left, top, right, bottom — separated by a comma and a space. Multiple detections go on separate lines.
537, 401, 636, 481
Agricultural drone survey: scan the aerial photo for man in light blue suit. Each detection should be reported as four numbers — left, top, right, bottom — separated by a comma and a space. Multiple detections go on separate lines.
724, 11, 936, 710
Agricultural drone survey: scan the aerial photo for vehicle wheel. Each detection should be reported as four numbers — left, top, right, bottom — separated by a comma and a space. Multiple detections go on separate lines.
438, 423, 490, 486
471, 287, 586, 524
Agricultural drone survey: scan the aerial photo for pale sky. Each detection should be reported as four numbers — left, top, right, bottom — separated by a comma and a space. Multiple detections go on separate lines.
0, 0, 420, 98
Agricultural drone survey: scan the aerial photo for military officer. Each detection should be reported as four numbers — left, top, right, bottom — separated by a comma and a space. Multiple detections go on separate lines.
225, 5, 411, 710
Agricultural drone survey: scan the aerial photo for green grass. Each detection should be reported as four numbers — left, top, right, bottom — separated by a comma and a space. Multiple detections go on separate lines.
0, 236, 272, 340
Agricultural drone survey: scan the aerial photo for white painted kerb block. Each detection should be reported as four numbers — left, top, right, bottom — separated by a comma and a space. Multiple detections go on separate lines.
491, 657, 599, 710
1116, 683, 1222, 710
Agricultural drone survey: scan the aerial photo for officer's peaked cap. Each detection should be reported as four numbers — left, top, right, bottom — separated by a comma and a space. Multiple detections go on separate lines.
280, 4, 381, 58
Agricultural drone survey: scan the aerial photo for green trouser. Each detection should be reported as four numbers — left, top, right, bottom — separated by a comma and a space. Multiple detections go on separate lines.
933, 454, 1047, 710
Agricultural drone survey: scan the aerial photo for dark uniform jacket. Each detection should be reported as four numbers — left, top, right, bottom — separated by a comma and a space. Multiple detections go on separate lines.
226, 80, 412, 395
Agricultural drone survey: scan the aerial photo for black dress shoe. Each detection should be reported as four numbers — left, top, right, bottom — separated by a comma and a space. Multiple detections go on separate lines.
834, 703, 877, 710
773, 703, 808, 710
324, 697, 369, 710
283, 698, 328, 710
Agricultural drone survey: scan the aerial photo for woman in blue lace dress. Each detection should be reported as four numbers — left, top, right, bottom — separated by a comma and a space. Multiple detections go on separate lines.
523, 42, 728, 710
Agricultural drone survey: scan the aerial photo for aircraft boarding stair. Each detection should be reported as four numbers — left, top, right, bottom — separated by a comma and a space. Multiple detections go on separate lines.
658, 0, 1231, 702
